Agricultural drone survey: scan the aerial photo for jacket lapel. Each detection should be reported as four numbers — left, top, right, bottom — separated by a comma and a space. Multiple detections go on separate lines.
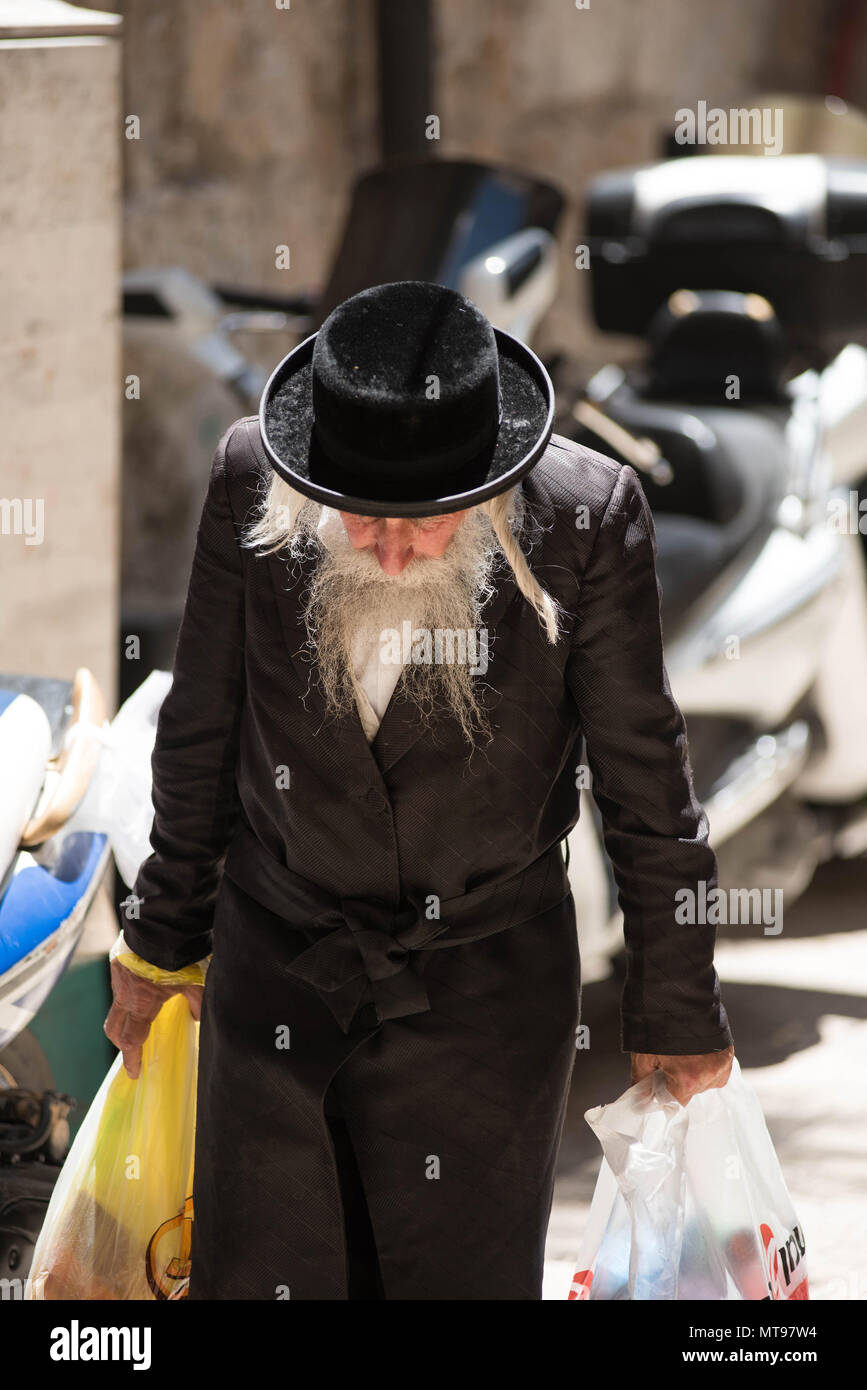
263, 545, 373, 757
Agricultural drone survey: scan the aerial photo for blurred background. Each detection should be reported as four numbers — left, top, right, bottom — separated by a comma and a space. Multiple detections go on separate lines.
0, 0, 866, 1299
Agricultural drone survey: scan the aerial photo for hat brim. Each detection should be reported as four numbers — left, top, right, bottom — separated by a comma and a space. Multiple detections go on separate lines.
258, 327, 555, 518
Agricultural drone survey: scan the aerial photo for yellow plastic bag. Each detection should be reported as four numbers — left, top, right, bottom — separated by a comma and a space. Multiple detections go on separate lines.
25, 956, 202, 1300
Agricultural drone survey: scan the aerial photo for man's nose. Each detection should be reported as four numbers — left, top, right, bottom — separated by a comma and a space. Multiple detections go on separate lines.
373, 522, 415, 575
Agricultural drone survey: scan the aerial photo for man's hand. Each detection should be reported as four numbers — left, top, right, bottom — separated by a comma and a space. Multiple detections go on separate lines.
630, 1044, 734, 1105
104, 958, 204, 1081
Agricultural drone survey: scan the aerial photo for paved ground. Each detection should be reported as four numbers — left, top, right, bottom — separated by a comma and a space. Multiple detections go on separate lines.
543, 855, 867, 1300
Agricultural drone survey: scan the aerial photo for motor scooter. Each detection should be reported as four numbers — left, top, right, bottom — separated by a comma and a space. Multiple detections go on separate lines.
565, 153, 867, 975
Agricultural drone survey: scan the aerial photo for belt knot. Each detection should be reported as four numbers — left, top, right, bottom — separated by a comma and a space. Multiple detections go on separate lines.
285, 894, 450, 1033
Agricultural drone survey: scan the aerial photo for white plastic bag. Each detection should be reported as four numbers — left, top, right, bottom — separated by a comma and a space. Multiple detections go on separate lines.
63, 670, 172, 888
569, 1057, 808, 1301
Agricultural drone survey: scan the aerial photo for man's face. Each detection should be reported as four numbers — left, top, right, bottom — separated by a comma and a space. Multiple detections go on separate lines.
292, 497, 504, 749
337, 511, 471, 576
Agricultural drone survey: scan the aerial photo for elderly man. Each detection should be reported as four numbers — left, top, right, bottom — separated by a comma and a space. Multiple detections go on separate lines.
105, 281, 733, 1301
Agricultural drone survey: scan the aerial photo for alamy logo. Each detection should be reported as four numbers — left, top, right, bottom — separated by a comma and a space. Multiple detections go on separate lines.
674, 101, 783, 155
380, 621, 489, 674
675, 883, 783, 935
49, 1320, 152, 1370
0, 496, 44, 545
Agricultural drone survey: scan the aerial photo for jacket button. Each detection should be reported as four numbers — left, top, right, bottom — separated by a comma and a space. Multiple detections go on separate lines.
365, 787, 388, 811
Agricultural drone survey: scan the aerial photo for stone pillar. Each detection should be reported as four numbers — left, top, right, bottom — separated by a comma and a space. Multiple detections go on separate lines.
0, 0, 123, 714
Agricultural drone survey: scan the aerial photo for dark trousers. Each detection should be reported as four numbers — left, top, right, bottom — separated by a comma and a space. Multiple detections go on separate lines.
324, 1086, 386, 1300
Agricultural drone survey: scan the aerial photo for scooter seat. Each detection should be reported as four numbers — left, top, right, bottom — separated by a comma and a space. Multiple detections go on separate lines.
651, 513, 732, 630
0, 832, 108, 976
592, 387, 788, 629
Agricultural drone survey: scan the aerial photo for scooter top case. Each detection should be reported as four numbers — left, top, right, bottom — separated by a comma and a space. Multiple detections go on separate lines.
585, 154, 867, 363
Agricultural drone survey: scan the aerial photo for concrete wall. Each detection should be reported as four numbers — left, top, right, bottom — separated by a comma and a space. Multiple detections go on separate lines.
105, 0, 379, 647
116, 0, 378, 293
0, 8, 122, 709
433, 0, 835, 364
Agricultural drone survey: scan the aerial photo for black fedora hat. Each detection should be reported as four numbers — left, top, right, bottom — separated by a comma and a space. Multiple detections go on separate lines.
258, 280, 554, 518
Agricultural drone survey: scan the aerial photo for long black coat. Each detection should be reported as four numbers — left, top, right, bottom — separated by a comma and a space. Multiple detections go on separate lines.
124, 417, 732, 1300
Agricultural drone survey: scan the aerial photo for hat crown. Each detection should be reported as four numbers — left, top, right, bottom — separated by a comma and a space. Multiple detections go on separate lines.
259, 278, 554, 516
311, 282, 501, 472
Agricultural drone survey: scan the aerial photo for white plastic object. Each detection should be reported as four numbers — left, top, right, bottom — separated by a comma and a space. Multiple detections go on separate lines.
61, 671, 173, 888
569, 1058, 808, 1301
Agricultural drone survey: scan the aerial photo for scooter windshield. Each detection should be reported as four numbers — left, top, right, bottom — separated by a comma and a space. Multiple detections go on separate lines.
314, 158, 564, 328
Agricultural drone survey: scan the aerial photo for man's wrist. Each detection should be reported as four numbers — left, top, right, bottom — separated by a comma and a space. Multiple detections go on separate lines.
622, 1022, 734, 1056
110, 930, 209, 987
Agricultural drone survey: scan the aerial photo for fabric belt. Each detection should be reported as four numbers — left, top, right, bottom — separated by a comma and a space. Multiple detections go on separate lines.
221, 824, 572, 1035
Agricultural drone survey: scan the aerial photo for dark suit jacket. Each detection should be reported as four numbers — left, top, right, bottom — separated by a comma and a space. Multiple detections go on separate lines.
124, 417, 732, 1299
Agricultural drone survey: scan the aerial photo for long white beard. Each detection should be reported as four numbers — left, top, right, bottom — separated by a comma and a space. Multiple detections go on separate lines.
288, 504, 508, 751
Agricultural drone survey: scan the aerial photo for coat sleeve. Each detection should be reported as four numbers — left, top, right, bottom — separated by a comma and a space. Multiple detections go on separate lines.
121, 422, 247, 971
565, 462, 733, 1056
